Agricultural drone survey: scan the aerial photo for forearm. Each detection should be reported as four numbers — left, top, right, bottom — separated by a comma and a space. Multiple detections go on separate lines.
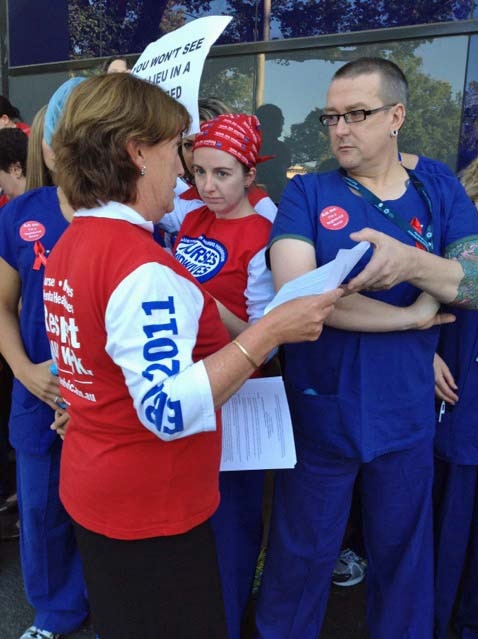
327, 294, 417, 332
444, 236, 478, 308
407, 247, 466, 305
204, 311, 283, 408
347, 230, 478, 309
215, 299, 248, 338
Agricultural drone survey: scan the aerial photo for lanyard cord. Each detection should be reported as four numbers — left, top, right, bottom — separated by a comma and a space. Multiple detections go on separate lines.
339, 168, 434, 252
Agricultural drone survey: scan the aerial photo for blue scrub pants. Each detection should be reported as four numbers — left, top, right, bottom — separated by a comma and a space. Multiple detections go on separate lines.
212, 470, 264, 639
434, 460, 478, 639
255, 437, 434, 639
16, 438, 89, 634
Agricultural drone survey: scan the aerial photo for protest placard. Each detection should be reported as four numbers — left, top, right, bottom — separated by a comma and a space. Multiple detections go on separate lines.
132, 15, 232, 133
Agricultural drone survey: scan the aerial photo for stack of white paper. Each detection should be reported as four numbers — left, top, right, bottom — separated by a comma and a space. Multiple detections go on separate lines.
220, 377, 296, 471
264, 241, 370, 314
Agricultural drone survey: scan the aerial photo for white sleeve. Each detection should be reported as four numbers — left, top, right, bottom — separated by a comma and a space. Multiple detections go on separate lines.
158, 194, 204, 234
255, 196, 277, 223
105, 262, 216, 441
174, 177, 190, 195
245, 247, 275, 324
156, 195, 187, 234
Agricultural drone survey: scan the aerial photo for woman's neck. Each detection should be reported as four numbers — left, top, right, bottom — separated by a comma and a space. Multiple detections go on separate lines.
56, 186, 75, 222
214, 198, 255, 220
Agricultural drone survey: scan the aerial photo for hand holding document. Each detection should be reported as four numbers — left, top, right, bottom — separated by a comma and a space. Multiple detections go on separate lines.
264, 241, 370, 314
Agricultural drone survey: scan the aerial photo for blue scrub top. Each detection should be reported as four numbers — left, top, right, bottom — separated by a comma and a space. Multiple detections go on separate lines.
415, 156, 456, 178
435, 308, 478, 465
0, 187, 68, 454
270, 170, 478, 461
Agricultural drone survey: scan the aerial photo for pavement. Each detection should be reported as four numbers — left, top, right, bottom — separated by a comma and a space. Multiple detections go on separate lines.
0, 512, 368, 639
1, 524, 460, 639
0, 513, 94, 638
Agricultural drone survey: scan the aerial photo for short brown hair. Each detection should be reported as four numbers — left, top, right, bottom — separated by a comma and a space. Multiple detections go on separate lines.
333, 57, 409, 108
52, 73, 190, 209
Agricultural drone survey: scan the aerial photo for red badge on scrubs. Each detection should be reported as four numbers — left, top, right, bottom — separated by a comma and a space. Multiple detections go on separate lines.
19, 220, 46, 242
32, 241, 48, 270
410, 217, 426, 251
319, 206, 349, 230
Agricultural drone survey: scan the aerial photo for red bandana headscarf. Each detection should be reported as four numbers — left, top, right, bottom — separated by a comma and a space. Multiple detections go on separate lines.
193, 113, 273, 168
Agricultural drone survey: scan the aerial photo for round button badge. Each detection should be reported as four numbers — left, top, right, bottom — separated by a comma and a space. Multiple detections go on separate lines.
319, 206, 349, 231
19, 220, 46, 242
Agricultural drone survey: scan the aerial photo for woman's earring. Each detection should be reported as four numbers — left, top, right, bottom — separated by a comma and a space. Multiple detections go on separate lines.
140, 165, 146, 176
390, 129, 398, 137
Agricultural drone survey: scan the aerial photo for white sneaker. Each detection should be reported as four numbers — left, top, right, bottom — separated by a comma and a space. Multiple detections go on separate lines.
19, 626, 61, 639
332, 548, 367, 587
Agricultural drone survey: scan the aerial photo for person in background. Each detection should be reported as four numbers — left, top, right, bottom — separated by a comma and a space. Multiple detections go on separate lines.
178, 98, 277, 223
459, 156, 478, 206
0, 95, 31, 135
0, 78, 89, 639
0, 126, 29, 540
255, 56, 478, 639
433, 157, 478, 639
0, 106, 53, 524
173, 113, 275, 639
43, 72, 343, 639
179, 97, 233, 186
0, 128, 28, 202
25, 106, 54, 191
255, 103, 292, 204
156, 98, 276, 251
102, 55, 130, 74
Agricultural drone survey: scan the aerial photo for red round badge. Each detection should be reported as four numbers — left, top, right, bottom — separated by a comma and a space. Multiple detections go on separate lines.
19, 220, 46, 242
319, 206, 349, 231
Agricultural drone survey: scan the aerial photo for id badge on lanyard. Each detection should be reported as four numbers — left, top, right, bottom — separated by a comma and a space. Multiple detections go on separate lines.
339, 168, 434, 252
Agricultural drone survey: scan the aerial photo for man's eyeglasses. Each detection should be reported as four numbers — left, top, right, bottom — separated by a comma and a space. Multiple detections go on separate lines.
319, 104, 397, 127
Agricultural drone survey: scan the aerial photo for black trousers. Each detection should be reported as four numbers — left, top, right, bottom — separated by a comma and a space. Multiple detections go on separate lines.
74, 519, 228, 639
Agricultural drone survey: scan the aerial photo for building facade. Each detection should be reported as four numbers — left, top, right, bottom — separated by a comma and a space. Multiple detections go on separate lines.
3, 1, 478, 200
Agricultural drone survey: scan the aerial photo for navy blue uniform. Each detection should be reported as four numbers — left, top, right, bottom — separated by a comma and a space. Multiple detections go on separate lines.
0, 187, 88, 633
255, 169, 478, 639
434, 308, 478, 639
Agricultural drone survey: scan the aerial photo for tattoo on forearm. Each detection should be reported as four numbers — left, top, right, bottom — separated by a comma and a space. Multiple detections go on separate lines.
445, 235, 478, 307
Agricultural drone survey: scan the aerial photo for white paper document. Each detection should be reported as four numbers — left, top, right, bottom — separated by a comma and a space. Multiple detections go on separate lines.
220, 377, 296, 471
264, 241, 370, 314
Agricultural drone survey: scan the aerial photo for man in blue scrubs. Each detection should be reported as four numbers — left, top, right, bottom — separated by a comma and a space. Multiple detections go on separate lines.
433, 306, 478, 639
254, 57, 478, 639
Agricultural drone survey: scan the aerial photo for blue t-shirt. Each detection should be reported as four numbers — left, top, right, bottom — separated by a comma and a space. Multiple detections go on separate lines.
0, 186, 68, 454
415, 156, 456, 177
434, 308, 478, 465
270, 169, 478, 461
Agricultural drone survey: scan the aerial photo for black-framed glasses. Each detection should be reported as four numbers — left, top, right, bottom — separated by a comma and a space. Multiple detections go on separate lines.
319, 104, 397, 127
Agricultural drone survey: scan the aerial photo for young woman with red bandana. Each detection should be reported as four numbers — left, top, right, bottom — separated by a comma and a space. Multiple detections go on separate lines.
172, 113, 275, 639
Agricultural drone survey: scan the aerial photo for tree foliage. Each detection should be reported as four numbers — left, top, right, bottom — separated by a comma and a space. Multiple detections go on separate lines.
68, 0, 209, 58
283, 44, 463, 171
67, 1, 471, 171
68, 0, 474, 58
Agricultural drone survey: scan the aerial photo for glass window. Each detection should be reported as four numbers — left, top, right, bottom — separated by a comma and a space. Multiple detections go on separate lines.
458, 34, 478, 171
269, 0, 475, 40
9, 0, 477, 65
202, 35, 469, 202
